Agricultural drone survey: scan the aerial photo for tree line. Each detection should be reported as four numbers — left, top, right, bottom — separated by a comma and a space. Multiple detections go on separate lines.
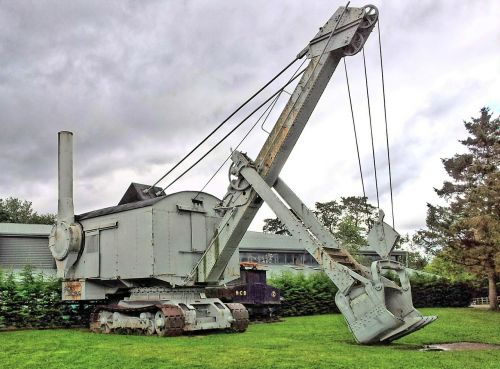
0, 198, 55, 224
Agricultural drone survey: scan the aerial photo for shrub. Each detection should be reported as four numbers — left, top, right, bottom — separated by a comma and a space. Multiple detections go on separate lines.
410, 275, 473, 308
0, 269, 22, 326
0, 266, 94, 329
269, 272, 339, 316
269, 270, 475, 317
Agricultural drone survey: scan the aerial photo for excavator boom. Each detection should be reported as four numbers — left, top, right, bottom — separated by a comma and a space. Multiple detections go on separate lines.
193, 4, 436, 344
195, 4, 373, 284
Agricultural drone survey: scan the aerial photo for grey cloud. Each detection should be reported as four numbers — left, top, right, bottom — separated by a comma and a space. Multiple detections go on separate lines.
0, 0, 498, 235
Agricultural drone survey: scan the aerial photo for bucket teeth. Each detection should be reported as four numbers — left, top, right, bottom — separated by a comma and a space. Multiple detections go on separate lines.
379, 315, 437, 343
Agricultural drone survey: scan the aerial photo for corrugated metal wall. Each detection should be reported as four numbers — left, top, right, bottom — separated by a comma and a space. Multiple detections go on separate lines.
0, 236, 55, 269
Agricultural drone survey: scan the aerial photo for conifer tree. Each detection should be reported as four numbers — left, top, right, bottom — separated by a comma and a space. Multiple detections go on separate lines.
417, 108, 499, 310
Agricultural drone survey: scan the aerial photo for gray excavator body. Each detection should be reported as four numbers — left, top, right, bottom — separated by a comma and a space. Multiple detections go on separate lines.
51, 132, 247, 335
49, 4, 435, 342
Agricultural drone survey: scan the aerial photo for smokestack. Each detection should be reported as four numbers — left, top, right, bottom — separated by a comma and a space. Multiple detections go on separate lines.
58, 131, 75, 224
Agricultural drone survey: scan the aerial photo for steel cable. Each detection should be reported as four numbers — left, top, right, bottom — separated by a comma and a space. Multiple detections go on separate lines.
145, 57, 300, 193
160, 68, 307, 192
343, 58, 367, 201
377, 20, 395, 227
193, 93, 281, 199
194, 58, 308, 198
362, 47, 380, 209
161, 1, 351, 193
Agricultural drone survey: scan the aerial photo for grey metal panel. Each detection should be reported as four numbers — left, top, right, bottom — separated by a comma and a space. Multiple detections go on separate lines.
117, 209, 153, 279
151, 209, 172, 276
167, 209, 192, 278
99, 228, 117, 278
222, 247, 241, 284
84, 232, 100, 277
191, 213, 206, 252
205, 216, 220, 250
0, 236, 55, 269
151, 192, 223, 284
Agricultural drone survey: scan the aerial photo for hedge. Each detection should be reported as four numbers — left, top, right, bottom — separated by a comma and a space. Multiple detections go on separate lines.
408, 274, 473, 308
0, 266, 93, 329
268, 271, 475, 317
0, 266, 481, 328
268, 272, 339, 316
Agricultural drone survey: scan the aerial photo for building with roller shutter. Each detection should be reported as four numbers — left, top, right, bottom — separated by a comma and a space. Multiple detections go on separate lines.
0, 223, 55, 272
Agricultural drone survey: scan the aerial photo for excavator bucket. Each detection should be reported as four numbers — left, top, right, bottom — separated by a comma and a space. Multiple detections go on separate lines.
335, 211, 436, 344
335, 261, 437, 343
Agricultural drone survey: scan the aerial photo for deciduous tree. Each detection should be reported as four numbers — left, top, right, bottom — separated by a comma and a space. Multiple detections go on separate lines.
263, 196, 377, 254
0, 197, 55, 224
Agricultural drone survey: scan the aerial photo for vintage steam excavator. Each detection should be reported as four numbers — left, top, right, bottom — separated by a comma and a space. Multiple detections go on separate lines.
49, 4, 436, 343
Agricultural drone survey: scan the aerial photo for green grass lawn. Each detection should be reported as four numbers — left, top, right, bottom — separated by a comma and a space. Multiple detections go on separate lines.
0, 308, 499, 369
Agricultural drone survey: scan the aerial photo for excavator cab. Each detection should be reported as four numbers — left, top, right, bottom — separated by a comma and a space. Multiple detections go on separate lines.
335, 211, 436, 343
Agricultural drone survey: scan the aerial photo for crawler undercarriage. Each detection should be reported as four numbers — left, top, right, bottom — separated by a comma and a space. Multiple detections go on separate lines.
90, 288, 249, 336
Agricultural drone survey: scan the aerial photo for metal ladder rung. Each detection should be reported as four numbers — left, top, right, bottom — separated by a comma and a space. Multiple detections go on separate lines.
321, 247, 362, 273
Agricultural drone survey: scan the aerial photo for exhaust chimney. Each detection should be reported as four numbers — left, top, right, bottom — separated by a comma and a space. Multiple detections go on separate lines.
50, 131, 82, 274
58, 131, 75, 224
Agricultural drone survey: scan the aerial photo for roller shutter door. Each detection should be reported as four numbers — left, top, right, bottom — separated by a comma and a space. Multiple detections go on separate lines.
0, 236, 55, 269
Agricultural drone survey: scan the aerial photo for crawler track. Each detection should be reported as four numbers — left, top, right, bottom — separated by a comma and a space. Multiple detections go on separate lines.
90, 303, 185, 336
90, 302, 248, 336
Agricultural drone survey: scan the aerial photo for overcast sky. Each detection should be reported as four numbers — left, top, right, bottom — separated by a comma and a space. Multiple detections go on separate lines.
1, 0, 499, 235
